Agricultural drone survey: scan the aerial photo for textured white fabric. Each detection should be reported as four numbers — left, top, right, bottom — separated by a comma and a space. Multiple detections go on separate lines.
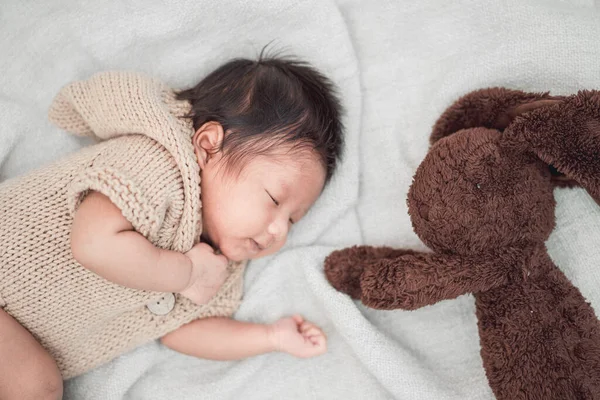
0, 0, 599, 399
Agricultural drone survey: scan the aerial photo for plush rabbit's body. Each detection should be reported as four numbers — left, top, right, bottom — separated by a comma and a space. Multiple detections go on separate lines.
325, 88, 600, 399
477, 248, 599, 399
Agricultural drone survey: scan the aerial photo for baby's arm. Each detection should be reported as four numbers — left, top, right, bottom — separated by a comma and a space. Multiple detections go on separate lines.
71, 191, 227, 300
160, 316, 327, 360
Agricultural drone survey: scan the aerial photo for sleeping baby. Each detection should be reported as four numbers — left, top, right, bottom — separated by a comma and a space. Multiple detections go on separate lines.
0, 54, 343, 400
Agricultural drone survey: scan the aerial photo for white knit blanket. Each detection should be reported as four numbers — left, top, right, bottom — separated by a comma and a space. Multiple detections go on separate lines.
1, 0, 599, 399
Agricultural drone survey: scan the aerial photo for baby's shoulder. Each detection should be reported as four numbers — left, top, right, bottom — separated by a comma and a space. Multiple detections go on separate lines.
69, 135, 187, 242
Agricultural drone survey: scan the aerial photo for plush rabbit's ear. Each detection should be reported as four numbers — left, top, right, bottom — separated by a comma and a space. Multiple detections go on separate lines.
431, 87, 562, 144
504, 90, 600, 205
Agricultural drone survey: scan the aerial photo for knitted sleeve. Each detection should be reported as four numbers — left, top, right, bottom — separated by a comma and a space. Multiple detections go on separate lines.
67, 135, 184, 244
47, 71, 168, 140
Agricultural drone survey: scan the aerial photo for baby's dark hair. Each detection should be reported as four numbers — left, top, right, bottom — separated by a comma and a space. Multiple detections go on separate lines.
177, 53, 344, 183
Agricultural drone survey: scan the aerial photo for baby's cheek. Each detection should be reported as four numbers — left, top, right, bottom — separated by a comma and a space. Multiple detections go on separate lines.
252, 207, 275, 233
223, 200, 260, 230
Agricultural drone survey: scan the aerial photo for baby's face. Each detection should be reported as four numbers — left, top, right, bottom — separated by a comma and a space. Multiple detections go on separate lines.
199, 149, 326, 262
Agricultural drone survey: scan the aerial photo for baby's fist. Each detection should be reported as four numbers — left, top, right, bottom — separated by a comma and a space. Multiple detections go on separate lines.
268, 315, 327, 359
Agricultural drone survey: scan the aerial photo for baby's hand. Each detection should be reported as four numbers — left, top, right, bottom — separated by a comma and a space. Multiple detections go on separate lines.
268, 315, 327, 358
179, 243, 230, 305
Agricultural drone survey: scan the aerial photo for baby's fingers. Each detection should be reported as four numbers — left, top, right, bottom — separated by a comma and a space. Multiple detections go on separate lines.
301, 322, 326, 338
313, 334, 327, 348
302, 326, 324, 339
304, 334, 327, 357
299, 320, 320, 332
301, 323, 327, 353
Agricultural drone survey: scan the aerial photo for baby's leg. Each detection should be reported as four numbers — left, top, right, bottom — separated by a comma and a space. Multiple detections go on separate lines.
0, 308, 63, 400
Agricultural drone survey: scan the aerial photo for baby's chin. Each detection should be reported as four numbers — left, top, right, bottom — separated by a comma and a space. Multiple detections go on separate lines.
220, 240, 268, 262
201, 229, 250, 260
218, 242, 251, 262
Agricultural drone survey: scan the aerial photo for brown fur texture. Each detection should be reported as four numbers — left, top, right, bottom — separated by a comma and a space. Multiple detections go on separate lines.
325, 88, 600, 399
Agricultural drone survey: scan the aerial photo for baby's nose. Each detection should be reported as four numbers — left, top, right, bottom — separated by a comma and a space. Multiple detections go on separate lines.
268, 217, 289, 240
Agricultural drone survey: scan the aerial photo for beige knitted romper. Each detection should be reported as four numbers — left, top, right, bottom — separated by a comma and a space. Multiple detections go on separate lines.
0, 72, 245, 379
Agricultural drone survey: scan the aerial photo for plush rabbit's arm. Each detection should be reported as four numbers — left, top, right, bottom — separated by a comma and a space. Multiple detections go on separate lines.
358, 251, 517, 310
325, 245, 420, 299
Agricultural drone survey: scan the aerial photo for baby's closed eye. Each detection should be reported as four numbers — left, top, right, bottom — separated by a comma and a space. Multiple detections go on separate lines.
265, 190, 279, 206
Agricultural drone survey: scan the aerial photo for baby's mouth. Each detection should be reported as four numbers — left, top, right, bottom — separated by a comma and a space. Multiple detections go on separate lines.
250, 239, 262, 251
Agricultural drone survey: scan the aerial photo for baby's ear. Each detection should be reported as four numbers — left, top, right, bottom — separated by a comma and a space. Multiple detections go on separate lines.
504, 90, 600, 205
431, 87, 562, 144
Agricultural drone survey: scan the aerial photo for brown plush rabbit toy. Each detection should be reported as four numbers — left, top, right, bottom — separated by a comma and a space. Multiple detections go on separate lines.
325, 88, 600, 400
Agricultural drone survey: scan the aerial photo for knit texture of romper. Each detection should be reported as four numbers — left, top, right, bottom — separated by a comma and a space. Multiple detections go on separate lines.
0, 71, 245, 379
